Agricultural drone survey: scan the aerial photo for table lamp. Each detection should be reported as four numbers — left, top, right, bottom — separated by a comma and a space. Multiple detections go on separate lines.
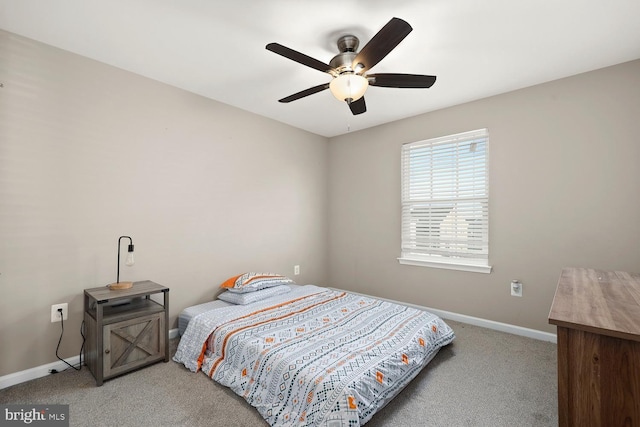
108, 235, 135, 289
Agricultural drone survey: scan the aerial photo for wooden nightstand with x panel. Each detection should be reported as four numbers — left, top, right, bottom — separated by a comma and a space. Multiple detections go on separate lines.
84, 281, 169, 386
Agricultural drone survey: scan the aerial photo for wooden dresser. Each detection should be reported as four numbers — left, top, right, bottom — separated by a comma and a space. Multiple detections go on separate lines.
548, 267, 640, 426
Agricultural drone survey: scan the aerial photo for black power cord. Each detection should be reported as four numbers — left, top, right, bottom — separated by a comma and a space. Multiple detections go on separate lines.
50, 308, 85, 373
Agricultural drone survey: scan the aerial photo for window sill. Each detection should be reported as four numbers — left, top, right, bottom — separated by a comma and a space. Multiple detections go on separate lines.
397, 256, 492, 274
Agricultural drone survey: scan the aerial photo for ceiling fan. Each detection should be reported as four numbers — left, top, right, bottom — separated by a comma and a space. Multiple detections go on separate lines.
265, 17, 436, 115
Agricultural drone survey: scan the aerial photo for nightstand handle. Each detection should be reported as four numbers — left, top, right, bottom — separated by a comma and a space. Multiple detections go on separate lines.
105, 349, 110, 354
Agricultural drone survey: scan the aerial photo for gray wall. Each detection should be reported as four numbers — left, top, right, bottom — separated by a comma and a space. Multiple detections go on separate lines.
328, 59, 640, 334
0, 30, 329, 375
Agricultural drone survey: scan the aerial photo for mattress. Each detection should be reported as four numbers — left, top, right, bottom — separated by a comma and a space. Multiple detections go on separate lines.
174, 284, 455, 426
178, 284, 301, 335
178, 300, 233, 336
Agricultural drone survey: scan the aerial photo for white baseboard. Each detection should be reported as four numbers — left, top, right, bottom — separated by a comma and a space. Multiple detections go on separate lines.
425, 308, 557, 343
0, 355, 81, 390
329, 287, 557, 344
1, 329, 181, 390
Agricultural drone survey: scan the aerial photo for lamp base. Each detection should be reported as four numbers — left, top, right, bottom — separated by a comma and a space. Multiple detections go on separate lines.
108, 281, 133, 290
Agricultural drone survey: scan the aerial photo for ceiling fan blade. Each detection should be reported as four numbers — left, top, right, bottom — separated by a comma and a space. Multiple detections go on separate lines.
348, 97, 367, 115
266, 43, 334, 74
278, 83, 330, 103
368, 73, 437, 88
351, 18, 413, 73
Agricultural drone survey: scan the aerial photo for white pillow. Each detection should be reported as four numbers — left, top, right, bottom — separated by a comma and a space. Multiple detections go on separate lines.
217, 285, 292, 305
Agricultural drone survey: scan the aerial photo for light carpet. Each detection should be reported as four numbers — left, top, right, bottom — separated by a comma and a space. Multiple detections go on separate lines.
0, 320, 558, 426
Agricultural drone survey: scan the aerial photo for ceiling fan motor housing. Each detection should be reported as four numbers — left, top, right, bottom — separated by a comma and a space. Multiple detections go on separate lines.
330, 35, 362, 74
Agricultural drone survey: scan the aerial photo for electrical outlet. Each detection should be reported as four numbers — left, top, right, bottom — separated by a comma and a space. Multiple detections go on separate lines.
51, 303, 68, 322
510, 280, 523, 297
294, 265, 300, 275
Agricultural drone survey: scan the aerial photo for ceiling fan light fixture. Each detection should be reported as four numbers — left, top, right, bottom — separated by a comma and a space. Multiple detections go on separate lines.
329, 73, 368, 103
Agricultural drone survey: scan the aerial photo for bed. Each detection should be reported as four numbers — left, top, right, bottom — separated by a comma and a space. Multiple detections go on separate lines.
174, 279, 455, 427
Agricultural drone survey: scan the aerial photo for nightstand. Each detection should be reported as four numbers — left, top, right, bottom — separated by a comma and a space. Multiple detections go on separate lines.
84, 281, 169, 386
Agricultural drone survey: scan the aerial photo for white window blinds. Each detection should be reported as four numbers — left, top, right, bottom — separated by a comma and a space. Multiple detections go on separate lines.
400, 129, 491, 273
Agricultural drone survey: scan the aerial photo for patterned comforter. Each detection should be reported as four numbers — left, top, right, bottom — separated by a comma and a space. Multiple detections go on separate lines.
174, 285, 455, 426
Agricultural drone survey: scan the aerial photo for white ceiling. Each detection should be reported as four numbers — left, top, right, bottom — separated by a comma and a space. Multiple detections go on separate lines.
1, 0, 640, 137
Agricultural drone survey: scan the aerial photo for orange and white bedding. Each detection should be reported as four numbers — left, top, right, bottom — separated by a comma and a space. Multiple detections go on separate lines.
174, 285, 455, 426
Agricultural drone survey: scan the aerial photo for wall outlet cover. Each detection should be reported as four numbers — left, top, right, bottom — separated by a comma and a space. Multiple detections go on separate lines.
510, 281, 523, 297
51, 303, 69, 322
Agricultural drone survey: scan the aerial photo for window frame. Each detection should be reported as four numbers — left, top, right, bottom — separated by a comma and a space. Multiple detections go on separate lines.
398, 129, 492, 274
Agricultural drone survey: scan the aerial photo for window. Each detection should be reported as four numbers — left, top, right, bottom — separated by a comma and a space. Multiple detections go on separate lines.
399, 129, 491, 273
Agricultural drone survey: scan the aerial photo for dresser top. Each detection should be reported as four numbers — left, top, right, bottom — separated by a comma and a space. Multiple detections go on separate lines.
549, 267, 640, 342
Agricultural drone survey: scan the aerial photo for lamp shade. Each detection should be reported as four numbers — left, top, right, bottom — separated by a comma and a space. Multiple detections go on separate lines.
329, 74, 368, 102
